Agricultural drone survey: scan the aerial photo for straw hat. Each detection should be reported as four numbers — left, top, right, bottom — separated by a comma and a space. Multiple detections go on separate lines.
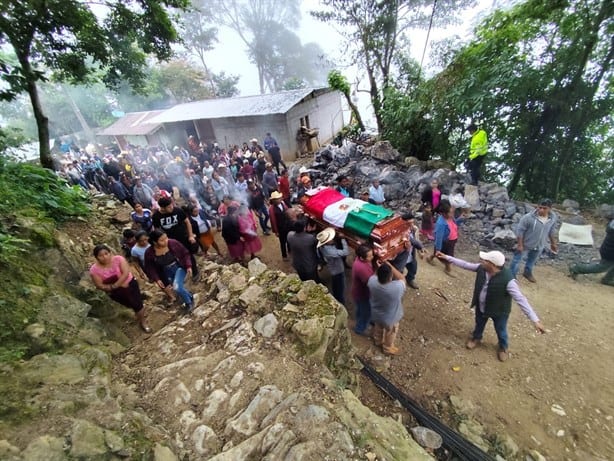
316, 227, 336, 248
270, 191, 284, 200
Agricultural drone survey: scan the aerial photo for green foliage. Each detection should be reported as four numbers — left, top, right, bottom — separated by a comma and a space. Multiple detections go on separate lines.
381, 0, 614, 204
0, 157, 90, 227
327, 70, 351, 94
0, 0, 190, 167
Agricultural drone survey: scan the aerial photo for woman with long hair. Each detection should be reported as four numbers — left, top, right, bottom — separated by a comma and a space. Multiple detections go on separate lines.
89, 244, 151, 333
144, 230, 195, 313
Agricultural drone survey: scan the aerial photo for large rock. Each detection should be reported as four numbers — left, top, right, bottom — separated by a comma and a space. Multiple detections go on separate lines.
365, 141, 400, 162
596, 204, 614, 219
70, 419, 107, 458
21, 436, 65, 461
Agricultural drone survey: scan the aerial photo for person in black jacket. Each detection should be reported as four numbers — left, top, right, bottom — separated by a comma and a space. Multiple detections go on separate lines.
569, 219, 614, 286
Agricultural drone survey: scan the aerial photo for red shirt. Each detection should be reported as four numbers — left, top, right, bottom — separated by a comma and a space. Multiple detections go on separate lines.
351, 258, 374, 302
278, 176, 290, 199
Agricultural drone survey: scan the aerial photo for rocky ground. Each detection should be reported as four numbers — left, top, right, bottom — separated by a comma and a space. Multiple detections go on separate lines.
1, 144, 612, 461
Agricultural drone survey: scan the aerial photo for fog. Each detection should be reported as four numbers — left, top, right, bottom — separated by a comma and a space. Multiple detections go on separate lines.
204, 0, 497, 127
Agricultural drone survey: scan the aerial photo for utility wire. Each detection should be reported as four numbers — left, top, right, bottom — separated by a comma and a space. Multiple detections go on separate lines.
418, 0, 438, 81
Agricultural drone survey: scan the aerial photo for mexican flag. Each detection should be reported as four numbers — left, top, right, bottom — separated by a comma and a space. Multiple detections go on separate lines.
304, 188, 394, 238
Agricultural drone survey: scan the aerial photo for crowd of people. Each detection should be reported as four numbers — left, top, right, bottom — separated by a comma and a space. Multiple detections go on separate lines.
84, 126, 609, 362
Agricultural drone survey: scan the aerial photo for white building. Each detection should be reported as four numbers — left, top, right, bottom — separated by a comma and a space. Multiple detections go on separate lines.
98, 88, 345, 161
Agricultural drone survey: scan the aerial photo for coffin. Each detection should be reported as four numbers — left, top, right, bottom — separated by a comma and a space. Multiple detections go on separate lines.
301, 187, 410, 260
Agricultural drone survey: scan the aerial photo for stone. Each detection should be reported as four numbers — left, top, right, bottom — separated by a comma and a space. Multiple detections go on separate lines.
103, 430, 124, 452
153, 443, 178, 461
487, 186, 509, 202
526, 449, 547, 461
366, 140, 400, 162
492, 208, 506, 218
21, 436, 66, 461
247, 258, 268, 276
228, 274, 248, 292
25, 323, 45, 339
335, 390, 433, 460
202, 389, 230, 422
449, 395, 476, 415
410, 426, 443, 449
238, 284, 264, 311
464, 185, 481, 211
499, 433, 519, 457
292, 318, 326, 347
596, 203, 614, 219
562, 199, 579, 209
70, 419, 107, 458
253, 313, 278, 338
550, 404, 566, 416
22, 354, 88, 386
225, 385, 284, 437
492, 229, 517, 251
192, 425, 221, 457
0, 440, 19, 459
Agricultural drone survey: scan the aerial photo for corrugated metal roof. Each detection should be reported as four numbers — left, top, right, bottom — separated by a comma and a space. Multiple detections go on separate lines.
150, 88, 330, 124
98, 110, 165, 136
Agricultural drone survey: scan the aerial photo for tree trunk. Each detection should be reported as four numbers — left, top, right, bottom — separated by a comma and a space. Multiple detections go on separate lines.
343, 92, 365, 132
20, 59, 53, 169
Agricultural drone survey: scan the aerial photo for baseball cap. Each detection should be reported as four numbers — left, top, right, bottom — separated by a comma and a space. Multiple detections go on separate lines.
479, 250, 505, 267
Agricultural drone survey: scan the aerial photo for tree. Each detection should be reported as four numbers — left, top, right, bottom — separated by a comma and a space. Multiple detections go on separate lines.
327, 70, 365, 132
211, 0, 304, 93
179, 0, 218, 80
312, 0, 474, 132
382, 0, 614, 204
0, 0, 189, 169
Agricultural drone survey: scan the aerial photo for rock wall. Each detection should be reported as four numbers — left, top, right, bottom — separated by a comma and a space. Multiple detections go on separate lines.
0, 211, 434, 460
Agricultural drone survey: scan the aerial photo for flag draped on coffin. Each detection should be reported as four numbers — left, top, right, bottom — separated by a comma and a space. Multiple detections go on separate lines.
303, 188, 394, 238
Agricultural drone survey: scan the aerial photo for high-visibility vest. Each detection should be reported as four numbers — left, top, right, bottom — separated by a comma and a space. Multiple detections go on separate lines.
469, 129, 488, 160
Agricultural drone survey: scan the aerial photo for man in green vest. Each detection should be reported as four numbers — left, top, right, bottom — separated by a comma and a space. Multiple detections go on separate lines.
436, 250, 546, 361
467, 123, 488, 185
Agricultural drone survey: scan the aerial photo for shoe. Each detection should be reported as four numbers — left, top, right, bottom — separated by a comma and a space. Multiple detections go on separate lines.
497, 348, 509, 362
523, 272, 537, 283
183, 303, 193, 315
466, 338, 481, 349
382, 345, 400, 355
263, 230, 271, 236
408, 280, 419, 290
139, 321, 152, 333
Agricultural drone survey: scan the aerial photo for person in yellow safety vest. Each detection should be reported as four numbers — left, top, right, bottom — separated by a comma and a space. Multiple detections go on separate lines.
467, 123, 488, 185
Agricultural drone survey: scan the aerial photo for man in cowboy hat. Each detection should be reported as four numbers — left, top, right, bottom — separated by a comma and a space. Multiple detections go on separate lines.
435, 249, 546, 362
317, 227, 349, 304
287, 218, 319, 282
269, 190, 291, 259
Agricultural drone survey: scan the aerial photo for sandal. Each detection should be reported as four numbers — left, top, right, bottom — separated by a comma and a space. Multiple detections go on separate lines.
140, 322, 152, 333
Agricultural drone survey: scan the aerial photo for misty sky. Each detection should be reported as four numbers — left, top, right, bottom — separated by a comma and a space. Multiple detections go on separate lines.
207, 0, 495, 94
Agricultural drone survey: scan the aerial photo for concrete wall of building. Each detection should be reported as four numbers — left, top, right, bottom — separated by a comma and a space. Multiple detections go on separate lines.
286, 90, 344, 156
209, 114, 291, 158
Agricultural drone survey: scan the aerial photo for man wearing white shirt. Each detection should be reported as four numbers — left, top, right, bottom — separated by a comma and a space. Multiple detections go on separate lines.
436, 250, 546, 362
368, 179, 385, 205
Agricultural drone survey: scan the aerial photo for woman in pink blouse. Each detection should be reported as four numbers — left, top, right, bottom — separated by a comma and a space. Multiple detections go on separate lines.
89, 244, 151, 333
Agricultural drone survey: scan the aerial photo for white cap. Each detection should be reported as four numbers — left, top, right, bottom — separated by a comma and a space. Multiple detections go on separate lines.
479, 250, 505, 267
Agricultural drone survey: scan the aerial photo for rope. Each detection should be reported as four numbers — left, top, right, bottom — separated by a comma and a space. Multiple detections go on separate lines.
358, 356, 495, 461
418, 0, 438, 81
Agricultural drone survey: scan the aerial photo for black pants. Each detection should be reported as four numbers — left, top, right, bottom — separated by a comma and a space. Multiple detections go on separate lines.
278, 230, 290, 258
468, 156, 483, 185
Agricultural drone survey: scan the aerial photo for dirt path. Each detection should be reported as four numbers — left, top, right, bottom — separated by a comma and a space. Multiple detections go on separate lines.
249, 227, 614, 460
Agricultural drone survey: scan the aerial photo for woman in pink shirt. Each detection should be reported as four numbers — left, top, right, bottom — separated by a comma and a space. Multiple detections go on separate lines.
420, 179, 443, 241
428, 200, 461, 274
89, 244, 151, 333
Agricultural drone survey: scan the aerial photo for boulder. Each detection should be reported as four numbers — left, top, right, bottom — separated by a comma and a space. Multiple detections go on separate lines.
21, 436, 65, 461
70, 419, 107, 458
253, 313, 279, 338
596, 203, 614, 219
365, 141, 400, 162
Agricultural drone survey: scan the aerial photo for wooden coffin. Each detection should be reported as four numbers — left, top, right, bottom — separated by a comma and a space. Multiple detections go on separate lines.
300, 188, 411, 260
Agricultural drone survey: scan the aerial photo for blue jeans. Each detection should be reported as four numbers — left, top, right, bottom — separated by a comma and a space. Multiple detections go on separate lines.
472, 309, 509, 350
163, 264, 193, 305
510, 248, 542, 278
354, 298, 371, 334
254, 206, 270, 232
405, 258, 417, 282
